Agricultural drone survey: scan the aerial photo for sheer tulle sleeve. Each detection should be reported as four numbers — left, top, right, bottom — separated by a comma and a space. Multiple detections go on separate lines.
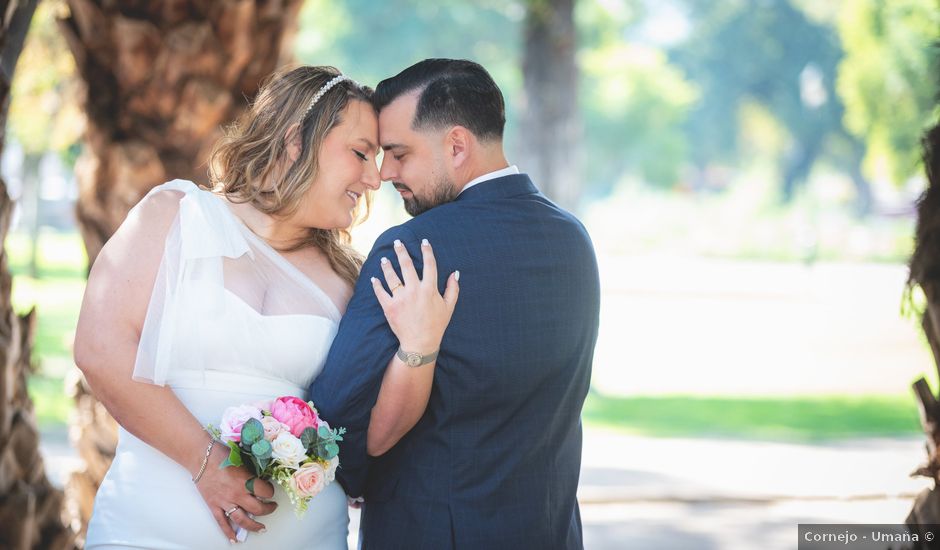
130, 179, 342, 387
131, 179, 251, 385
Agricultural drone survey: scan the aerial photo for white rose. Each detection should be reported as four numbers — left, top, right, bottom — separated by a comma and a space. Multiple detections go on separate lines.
270, 432, 307, 468
325, 456, 339, 483
261, 416, 290, 442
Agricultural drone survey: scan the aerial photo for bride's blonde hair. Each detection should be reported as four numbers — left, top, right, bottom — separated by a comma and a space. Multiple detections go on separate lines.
207, 65, 374, 286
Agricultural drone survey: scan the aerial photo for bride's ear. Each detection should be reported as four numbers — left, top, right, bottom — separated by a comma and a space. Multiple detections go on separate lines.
284, 123, 303, 163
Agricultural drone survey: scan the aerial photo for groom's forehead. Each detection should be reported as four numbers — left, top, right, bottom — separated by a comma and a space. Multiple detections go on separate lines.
379, 91, 420, 134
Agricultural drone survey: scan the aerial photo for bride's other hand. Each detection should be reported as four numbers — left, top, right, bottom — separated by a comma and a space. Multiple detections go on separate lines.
366, 239, 458, 456
370, 239, 459, 353
195, 443, 278, 541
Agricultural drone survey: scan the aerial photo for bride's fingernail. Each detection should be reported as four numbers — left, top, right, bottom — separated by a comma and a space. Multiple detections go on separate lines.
229, 539, 236, 544
370, 277, 377, 283
380, 257, 389, 265
454, 271, 460, 281
422, 238, 429, 246
260, 528, 267, 534
394, 239, 402, 248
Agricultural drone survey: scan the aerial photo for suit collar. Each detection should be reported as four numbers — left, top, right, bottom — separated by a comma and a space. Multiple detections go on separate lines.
454, 173, 538, 202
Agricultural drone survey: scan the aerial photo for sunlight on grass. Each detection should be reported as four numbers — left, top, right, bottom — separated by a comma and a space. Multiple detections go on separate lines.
6, 231, 86, 372
584, 392, 922, 441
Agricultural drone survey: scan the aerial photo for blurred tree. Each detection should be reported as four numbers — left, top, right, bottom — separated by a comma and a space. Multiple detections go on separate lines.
296, 0, 521, 88
8, 1, 83, 278
0, 2, 79, 549
517, 0, 579, 209
577, 0, 697, 192
59, 0, 302, 265
671, 0, 873, 212
837, 0, 940, 186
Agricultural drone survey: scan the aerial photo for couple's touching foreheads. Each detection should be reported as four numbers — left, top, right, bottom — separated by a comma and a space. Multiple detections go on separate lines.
74, 58, 600, 549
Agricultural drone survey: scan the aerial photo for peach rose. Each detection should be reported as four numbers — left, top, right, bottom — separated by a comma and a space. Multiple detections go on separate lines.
290, 462, 326, 498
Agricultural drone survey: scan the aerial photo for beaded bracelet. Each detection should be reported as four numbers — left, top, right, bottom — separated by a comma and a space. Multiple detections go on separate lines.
192, 437, 215, 484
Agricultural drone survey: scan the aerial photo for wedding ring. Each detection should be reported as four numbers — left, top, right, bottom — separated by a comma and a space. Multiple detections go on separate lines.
224, 505, 240, 518
389, 283, 403, 293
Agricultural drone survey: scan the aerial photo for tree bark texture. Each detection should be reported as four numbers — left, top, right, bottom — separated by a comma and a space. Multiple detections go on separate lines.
60, 0, 302, 265
0, 1, 79, 549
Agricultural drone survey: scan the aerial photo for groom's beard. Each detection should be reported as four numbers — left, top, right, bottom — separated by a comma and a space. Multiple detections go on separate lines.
394, 176, 457, 217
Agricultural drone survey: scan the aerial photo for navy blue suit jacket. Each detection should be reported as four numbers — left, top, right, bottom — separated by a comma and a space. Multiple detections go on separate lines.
309, 174, 600, 549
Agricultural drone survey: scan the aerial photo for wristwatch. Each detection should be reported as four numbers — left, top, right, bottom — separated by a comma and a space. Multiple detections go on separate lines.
396, 347, 439, 368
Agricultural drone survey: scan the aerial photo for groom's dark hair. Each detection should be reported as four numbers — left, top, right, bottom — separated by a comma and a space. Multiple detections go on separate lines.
374, 58, 505, 142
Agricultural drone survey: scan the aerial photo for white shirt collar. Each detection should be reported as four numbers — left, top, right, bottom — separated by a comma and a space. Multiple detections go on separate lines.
457, 165, 520, 196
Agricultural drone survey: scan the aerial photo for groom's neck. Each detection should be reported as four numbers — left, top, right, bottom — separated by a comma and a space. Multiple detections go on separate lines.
458, 145, 510, 187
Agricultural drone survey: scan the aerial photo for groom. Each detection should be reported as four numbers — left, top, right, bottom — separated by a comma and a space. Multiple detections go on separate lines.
311, 59, 600, 549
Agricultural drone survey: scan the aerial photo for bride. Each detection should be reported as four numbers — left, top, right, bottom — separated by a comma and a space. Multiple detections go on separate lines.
73, 66, 457, 548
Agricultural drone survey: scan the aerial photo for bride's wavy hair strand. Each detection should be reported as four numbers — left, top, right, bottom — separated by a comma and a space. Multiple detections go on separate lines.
207, 65, 375, 285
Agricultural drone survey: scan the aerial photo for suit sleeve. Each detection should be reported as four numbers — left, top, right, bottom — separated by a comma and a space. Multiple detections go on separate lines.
308, 225, 421, 498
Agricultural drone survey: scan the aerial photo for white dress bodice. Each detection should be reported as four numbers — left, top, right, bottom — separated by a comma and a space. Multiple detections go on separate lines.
85, 180, 349, 549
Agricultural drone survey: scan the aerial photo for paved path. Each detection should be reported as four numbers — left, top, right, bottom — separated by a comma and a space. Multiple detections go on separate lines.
577, 429, 928, 549
39, 427, 930, 549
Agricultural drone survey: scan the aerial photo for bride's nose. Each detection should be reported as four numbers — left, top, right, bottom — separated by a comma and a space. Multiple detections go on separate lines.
362, 160, 380, 190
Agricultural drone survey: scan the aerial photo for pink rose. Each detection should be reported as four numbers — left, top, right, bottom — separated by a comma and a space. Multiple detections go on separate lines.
269, 396, 319, 438
260, 416, 290, 442
290, 462, 326, 498
219, 405, 262, 443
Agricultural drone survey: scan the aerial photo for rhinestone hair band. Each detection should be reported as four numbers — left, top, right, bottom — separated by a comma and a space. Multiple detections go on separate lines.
299, 74, 352, 123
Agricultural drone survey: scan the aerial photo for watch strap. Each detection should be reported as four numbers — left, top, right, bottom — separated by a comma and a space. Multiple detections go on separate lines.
396, 348, 439, 367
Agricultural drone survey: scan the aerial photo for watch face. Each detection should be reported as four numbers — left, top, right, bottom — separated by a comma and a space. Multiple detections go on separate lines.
407, 353, 422, 367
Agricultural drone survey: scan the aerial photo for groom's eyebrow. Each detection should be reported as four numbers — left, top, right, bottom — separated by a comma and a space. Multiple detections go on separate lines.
382, 143, 407, 152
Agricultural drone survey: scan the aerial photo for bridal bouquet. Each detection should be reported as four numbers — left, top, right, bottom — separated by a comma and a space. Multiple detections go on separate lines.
207, 396, 345, 515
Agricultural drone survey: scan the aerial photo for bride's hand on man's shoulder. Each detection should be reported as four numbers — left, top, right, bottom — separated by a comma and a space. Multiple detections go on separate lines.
370, 238, 459, 353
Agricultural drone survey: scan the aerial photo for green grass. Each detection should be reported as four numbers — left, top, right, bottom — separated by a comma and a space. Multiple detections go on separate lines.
4, 230, 928, 442
5, 231, 86, 428
27, 374, 72, 426
584, 392, 923, 441
6, 231, 86, 370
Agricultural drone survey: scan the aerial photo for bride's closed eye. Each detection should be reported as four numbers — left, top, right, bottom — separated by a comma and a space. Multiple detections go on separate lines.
353, 150, 368, 161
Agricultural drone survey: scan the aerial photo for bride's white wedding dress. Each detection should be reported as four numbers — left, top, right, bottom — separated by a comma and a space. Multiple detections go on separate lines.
85, 180, 348, 549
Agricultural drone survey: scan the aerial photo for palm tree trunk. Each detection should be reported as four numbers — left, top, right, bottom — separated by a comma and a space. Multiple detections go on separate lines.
57, 0, 302, 538
60, 0, 302, 265
0, 2, 78, 549
908, 123, 940, 532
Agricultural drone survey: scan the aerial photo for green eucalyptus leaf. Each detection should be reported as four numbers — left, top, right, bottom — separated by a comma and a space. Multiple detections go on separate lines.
301, 427, 318, 450
251, 439, 272, 459
240, 418, 264, 446
318, 425, 331, 439
245, 477, 256, 495
324, 442, 339, 459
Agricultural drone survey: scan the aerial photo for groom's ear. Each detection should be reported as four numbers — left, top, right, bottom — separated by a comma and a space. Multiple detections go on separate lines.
284, 123, 303, 163
445, 126, 472, 169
